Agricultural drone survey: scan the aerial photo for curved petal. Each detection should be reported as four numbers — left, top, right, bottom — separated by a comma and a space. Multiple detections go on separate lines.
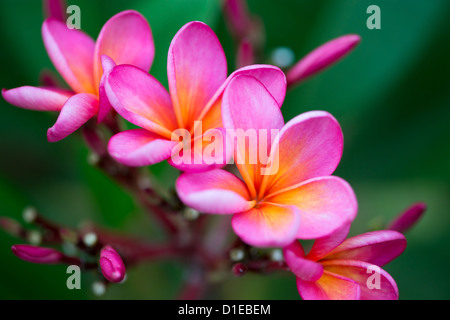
286, 34, 361, 87
42, 18, 96, 94
197, 64, 287, 125
283, 241, 323, 281
267, 176, 357, 239
176, 169, 255, 214
297, 270, 360, 300
322, 260, 399, 300
47, 93, 98, 142
108, 129, 177, 167
221, 74, 285, 198
168, 127, 232, 173
231, 202, 301, 247
105, 65, 177, 138
325, 230, 407, 267
2, 86, 73, 111
263, 111, 344, 195
306, 222, 351, 262
97, 55, 116, 123
167, 21, 227, 128
93, 10, 154, 86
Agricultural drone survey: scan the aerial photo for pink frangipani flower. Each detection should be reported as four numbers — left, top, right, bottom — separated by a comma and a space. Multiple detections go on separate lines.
105, 21, 286, 172
283, 224, 407, 300
175, 75, 357, 247
2, 10, 154, 142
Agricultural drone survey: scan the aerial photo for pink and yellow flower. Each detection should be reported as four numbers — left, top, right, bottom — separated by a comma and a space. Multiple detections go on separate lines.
175, 75, 357, 247
105, 21, 286, 172
283, 224, 407, 300
2, 10, 154, 141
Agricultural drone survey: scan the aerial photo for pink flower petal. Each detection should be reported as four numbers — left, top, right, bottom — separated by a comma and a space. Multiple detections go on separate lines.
297, 270, 360, 300
47, 93, 99, 142
2, 86, 73, 111
267, 176, 357, 239
306, 222, 351, 261
283, 241, 323, 281
93, 10, 154, 86
387, 202, 426, 233
97, 55, 116, 123
195, 64, 286, 135
105, 65, 177, 139
286, 34, 361, 87
325, 230, 407, 267
43, 0, 66, 21
167, 21, 227, 128
263, 111, 344, 195
321, 260, 399, 300
221, 74, 285, 197
231, 202, 301, 247
42, 18, 96, 94
108, 129, 178, 167
176, 169, 255, 214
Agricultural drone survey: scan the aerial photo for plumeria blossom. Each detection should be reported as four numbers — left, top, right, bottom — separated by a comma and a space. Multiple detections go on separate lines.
175, 75, 357, 247
2, 10, 154, 141
105, 21, 286, 172
283, 224, 407, 300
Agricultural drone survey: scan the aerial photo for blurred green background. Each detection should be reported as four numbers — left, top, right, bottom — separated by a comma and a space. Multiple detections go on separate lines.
0, 0, 449, 299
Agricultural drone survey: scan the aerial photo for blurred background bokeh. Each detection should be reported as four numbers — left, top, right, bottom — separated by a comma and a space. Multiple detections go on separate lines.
0, 0, 449, 299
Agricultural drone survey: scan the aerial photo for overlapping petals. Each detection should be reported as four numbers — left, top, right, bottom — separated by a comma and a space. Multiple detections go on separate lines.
176, 75, 357, 247
2, 10, 154, 141
106, 21, 286, 172
284, 226, 407, 300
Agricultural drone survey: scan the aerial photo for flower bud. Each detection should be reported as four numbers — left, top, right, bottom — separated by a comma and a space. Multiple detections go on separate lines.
11, 244, 63, 264
286, 34, 361, 87
387, 202, 426, 234
99, 245, 126, 283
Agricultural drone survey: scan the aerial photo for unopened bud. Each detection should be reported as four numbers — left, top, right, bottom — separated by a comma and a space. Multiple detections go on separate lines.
387, 202, 426, 234
11, 244, 63, 264
232, 263, 247, 277
99, 246, 126, 283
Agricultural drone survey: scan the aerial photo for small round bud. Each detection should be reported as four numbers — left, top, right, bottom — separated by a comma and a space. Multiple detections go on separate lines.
183, 208, 200, 220
92, 281, 106, 296
82, 232, 98, 247
232, 263, 247, 277
27, 230, 42, 245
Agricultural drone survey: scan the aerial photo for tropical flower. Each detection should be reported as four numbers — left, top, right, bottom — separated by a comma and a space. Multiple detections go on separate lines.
283, 224, 407, 300
105, 20, 286, 172
175, 75, 357, 247
2, 10, 154, 141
